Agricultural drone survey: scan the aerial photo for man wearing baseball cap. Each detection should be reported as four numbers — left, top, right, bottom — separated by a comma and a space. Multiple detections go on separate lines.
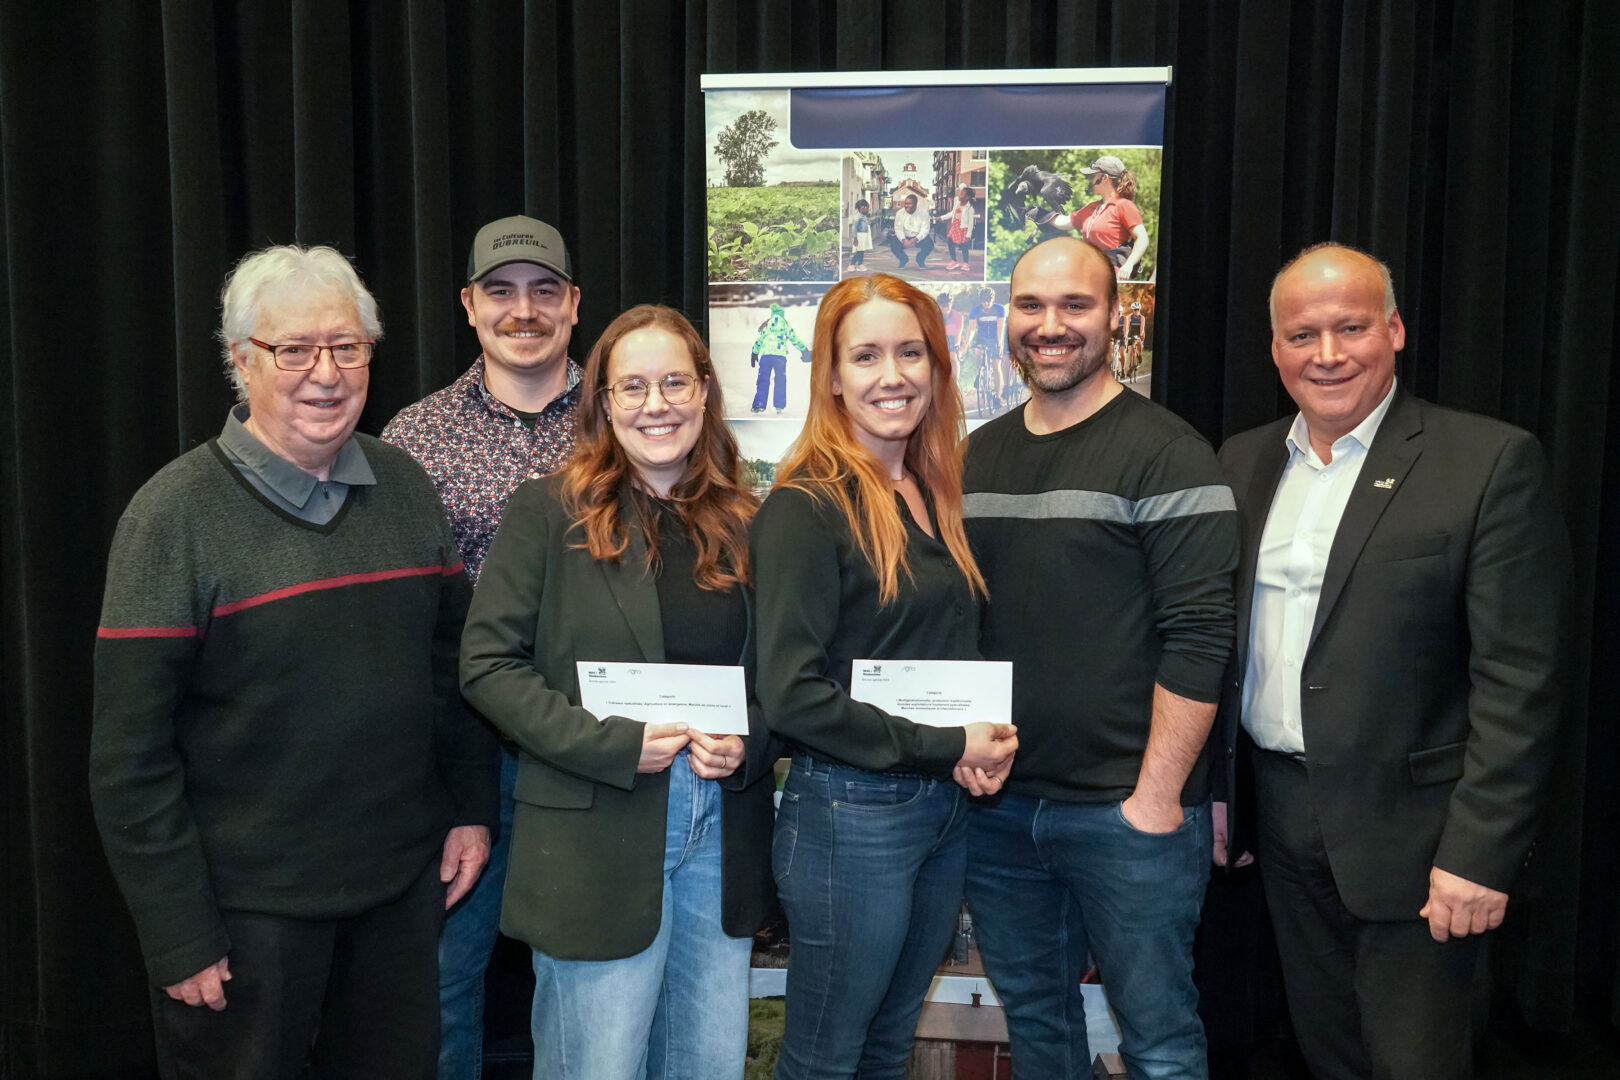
382, 214, 584, 1079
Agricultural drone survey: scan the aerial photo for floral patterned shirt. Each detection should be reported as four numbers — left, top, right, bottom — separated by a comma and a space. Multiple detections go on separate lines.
382, 356, 582, 583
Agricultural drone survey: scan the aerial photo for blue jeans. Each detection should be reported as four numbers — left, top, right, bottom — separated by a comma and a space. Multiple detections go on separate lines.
773, 754, 967, 1080
965, 795, 1211, 1080
438, 745, 518, 1080
529, 750, 751, 1080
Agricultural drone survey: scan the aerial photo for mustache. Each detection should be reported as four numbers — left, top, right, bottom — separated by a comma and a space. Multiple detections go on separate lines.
497, 317, 554, 334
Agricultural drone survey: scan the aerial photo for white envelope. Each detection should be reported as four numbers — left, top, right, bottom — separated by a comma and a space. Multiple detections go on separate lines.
576, 661, 750, 736
849, 659, 1013, 728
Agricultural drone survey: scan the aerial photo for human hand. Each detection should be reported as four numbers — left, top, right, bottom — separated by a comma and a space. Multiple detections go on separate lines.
1419, 866, 1508, 942
1211, 801, 1254, 867
1120, 791, 1184, 834
440, 825, 491, 908
955, 722, 1017, 792
687, 730, 745, 780
953, 760, 1014, 796
749, 353, 759, 368
638, 722, 691, 773
164, 957, 231, 1011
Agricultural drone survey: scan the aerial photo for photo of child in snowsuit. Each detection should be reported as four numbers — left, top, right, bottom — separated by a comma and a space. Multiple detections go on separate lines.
750, 302, 811, 413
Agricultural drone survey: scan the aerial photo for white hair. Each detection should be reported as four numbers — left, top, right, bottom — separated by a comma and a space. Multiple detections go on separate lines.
1268, 241, 1397, 331
218, 245, 383, 401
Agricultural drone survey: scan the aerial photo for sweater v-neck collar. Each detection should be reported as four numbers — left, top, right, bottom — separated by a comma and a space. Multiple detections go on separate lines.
208, 440, 359, 535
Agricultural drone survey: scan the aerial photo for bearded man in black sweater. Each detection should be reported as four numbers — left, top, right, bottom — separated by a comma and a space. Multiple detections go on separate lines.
962, 238, 1238, 1080
90, 245, 497, 1080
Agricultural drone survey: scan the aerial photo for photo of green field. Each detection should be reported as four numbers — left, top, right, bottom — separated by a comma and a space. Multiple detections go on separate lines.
707, 184, 840, 282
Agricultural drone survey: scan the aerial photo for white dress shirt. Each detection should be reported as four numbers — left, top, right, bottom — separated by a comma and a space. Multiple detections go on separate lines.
1242, 381, 1398, 753
892, 205, 931, 242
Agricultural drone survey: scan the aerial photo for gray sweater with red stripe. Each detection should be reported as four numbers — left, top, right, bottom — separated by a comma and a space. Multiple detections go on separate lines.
90, 434, 497, 987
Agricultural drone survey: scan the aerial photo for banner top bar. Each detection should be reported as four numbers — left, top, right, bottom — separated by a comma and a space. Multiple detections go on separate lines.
700, 67, 1173, 91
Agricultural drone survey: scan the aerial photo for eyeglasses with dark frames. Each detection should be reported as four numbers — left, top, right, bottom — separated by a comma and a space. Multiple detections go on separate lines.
249, 338, 376, 371
602, 373, 700, 409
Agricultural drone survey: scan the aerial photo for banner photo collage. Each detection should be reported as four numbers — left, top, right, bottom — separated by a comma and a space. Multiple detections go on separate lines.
700, 70, 1171, 491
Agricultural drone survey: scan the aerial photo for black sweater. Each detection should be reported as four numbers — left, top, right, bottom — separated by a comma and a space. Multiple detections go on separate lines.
963, 391, 1238, 803
751, 484, 975, 775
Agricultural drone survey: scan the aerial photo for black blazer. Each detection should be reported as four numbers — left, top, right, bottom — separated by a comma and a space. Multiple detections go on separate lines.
460, 475, 777, 960
1216, 390, 1570, 920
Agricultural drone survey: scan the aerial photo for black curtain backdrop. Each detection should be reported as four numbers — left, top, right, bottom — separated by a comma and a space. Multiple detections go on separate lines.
2, 2, 1616, 1076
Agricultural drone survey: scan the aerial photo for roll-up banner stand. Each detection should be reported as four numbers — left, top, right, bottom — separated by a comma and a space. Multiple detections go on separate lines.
701, 68, 1172, 489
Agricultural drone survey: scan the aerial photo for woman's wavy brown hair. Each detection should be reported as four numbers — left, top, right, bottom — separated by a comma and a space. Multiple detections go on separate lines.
774, 274, 986, 605
559, 304, 754, 589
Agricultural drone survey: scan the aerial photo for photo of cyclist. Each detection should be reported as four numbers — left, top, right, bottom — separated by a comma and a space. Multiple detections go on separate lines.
937, 292, 966, 375
966, 286, 1021, 417
1125, 300, 1146, 378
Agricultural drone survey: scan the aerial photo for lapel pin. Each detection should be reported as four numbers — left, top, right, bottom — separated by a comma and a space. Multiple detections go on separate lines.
1372, 477, 1396, 489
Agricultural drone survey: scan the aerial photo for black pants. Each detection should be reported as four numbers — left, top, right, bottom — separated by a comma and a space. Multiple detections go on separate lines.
1252, 750, 1486, 1080
151, 857, 444, 1080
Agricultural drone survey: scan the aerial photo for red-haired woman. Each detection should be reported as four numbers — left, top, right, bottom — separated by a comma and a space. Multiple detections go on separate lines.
461, 305, 775, 1080
751, 274, 1019, 1078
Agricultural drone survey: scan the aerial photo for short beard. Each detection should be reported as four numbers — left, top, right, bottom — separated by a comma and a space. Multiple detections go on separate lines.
1009, 335, 1110, 395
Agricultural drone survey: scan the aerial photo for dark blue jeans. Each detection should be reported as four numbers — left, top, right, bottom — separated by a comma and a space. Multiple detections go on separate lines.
886, 234, 934, 267
965, 794, 1212, 1080
773, 754, 967, 1080
437, 745, 518, 1080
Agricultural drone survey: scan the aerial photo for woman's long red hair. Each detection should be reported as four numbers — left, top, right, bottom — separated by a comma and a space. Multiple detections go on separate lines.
559, 305, 753, 589
774, 275, 986, 605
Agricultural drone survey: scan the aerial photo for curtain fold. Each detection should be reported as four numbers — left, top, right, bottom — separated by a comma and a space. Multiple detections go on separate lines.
3, 1, 1615, 1074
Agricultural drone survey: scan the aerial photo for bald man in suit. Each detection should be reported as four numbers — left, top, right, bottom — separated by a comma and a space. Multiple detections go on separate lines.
1216, 243, 1570, 1079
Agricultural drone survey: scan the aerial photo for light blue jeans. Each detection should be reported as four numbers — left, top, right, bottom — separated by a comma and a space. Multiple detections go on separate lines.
438, 744, 519, 1079
772, 753, 967, 1080
529, 750, 752, 1080
965, 794, 1212, 1080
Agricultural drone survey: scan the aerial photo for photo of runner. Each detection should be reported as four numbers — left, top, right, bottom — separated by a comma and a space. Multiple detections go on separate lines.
986, 148, 1161, 282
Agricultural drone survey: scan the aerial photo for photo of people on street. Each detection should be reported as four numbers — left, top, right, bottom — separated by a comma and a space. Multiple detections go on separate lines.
842, 151, 987, 282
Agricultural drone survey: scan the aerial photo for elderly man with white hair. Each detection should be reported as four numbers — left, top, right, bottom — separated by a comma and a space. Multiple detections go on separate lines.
90, 244, 497, 1080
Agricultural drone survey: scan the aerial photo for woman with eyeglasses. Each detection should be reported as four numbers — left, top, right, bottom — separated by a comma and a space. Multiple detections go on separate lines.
460, 305, 775, 1080
751, 274, 1019, 1079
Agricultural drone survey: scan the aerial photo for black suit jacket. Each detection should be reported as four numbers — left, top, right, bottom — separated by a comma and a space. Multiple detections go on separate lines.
1217, 390, 1570, 920
459, 476, 777, 960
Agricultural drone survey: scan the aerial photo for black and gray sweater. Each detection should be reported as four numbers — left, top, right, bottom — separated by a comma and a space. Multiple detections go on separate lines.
91, 434, 496, 987
963, 391, 1239, 804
